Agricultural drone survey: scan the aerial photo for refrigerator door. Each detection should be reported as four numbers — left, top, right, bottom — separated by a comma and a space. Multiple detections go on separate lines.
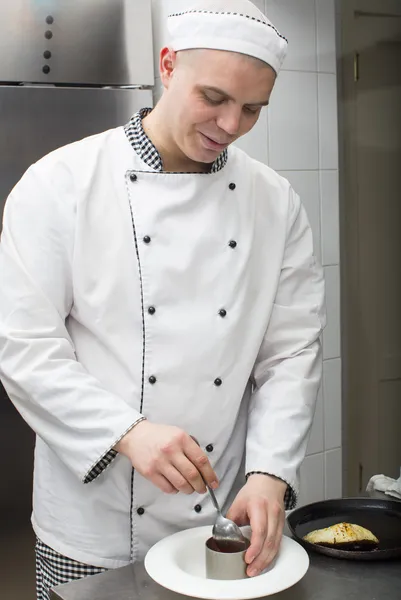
0, 0, 154, 86
0, 85, 153, 212
0, 84, 152, 529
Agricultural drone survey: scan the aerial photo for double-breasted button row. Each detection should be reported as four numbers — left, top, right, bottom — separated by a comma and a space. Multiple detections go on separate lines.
138, 504, 208, 515
131, 173, 236, 191
148, 375, 223, 387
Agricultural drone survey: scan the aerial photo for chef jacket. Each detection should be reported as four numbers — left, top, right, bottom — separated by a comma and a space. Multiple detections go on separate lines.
0, 110, 325, 568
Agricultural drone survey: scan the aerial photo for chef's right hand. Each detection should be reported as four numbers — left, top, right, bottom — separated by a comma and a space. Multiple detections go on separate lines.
115, 421, 219, 495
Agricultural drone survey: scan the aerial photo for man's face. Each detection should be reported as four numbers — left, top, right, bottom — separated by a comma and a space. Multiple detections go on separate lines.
161, 49, 276, 165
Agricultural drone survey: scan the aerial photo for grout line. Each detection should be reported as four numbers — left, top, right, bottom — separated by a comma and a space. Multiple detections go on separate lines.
305, 450, 325, 458
277, 168, 338, 173
318, 152, 324, 271
271, 168, 333, 173
280, 68, 337, 75
314, 0, 319, 73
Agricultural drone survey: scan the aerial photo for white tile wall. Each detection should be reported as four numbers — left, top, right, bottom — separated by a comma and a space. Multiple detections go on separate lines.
299, 454, 325, 506
323, 266, 341, 360
265, 0, 317, 72
233, 108, 269, 164
318, 74, 339, 169
278, 170, 321, 262
251, 0, 265, 12
269, 71, 319, 171
307, 385, 324, 455
316, 0, 337, 73
320, 170, 340, 265
151, 0, 342, 505
323, 358, 342, 450
325, 448, 343, 498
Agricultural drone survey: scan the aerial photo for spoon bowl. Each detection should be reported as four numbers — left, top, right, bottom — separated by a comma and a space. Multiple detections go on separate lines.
190, 436, 248, 549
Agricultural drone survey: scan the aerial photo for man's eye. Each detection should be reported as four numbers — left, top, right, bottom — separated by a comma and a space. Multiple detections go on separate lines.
204, 94, 224, 105
244, 106, 260, 115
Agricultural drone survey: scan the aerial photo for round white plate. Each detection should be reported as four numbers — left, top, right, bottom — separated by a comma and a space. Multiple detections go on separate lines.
144, 526, 309, 599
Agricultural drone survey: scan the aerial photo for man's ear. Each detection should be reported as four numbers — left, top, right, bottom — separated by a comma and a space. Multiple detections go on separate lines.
159, 47, 178, 88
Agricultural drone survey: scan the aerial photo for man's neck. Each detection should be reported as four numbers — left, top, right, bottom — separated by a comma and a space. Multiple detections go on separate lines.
142, 106, 210, 174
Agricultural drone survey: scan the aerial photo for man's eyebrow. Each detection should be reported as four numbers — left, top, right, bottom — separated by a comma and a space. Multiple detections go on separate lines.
201, 86, 269, 106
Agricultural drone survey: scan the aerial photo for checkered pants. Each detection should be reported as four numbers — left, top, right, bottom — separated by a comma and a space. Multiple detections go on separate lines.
35, 538, 107, 600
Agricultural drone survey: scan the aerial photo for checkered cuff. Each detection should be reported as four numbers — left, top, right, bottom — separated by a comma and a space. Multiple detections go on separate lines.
84, 450, 118, 484
246, 471, 297, 510
83, 417, 147, 484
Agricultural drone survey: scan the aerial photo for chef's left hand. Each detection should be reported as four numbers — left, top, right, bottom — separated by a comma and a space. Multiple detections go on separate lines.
226, 474, 287, 577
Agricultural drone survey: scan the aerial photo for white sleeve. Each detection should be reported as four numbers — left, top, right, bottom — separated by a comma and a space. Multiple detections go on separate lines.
0, 165, 143, 482
246, 188, 326, 506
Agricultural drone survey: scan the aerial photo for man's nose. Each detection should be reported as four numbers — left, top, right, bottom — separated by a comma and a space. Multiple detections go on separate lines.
216, 106, 242, 137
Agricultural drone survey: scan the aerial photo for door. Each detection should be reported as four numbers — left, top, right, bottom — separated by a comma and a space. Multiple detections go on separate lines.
341, 0, 401, 494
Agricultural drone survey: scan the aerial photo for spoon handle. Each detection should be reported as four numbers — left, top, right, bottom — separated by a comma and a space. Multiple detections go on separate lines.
190, 435, 222, 515
205, 485, 221, 515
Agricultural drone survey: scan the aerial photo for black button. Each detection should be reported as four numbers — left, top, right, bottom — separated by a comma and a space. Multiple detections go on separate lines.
149, 375, 157, 385
214, 378, 222, 387
130, 173, 137, 182
43, 51, 52, 60
229, 183, 236, 191
137, 507, 145, 516
194, 504, 202, 513
46, 16, 54, 25
229, 240, 237, 249
143, 236, 151, 244
219, 309, 227, 318
44, 30, 53, 39
42, 65, 51, 74
148, 306, 156, 315
206, 444, 214, 453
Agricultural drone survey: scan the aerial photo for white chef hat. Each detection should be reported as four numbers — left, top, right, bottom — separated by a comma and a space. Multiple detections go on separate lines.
167, 0, 288, 74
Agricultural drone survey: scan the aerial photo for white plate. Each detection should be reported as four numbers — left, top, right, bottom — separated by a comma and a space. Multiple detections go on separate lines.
145, 526, 309, 599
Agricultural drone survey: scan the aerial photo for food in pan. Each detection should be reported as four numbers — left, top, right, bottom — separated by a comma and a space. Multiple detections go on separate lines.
303, 523, 379, 550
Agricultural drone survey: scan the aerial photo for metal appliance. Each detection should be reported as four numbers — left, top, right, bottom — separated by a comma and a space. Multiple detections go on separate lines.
0, 2, 154, 597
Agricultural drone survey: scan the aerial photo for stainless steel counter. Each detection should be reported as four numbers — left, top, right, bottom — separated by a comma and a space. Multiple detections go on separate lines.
50, 551, 401, 600
51, 494, 401, 600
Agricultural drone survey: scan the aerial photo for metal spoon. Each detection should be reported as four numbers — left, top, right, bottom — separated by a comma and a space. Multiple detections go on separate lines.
191, 436, 248, 548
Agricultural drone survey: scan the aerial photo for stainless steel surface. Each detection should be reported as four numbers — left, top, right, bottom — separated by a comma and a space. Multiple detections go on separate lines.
0, 5, 154, 597
50, 494, 401, 600
0, 0, 154, 86
205, 537, 250, 580
0, 77, 152, 546
0, 83, 152, 597
49, 542, 401, 600
0, 85, 152, 211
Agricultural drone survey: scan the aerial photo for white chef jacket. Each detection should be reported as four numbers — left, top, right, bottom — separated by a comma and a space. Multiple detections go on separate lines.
0, 125, 325, 568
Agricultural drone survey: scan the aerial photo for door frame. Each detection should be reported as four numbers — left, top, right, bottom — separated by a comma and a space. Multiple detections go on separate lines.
338, 0, 401, 495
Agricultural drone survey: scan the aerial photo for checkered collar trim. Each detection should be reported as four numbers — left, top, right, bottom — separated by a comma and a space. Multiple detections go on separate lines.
124, 108, 228, 173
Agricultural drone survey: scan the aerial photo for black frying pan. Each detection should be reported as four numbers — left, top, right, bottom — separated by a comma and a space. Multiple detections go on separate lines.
287, 497, 401, 561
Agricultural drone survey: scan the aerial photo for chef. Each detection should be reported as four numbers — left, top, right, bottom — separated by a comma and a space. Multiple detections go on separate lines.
0, 1, 325, 598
